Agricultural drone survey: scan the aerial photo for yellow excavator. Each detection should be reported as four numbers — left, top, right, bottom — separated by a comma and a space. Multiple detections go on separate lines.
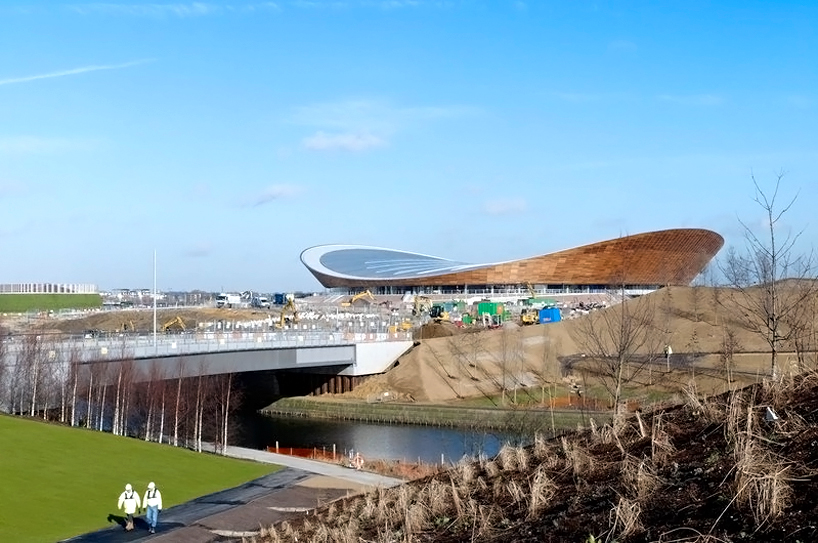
388, 319, 414, 333
119, 320, 136, 333
277, 294, 299, 328
341, 290, 376, 307
161, 316, 186, 333
411, 295, 432, 316
429, 304, 450, 322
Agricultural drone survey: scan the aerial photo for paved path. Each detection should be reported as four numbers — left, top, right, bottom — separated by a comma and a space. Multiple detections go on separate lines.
62, 447, 404, 543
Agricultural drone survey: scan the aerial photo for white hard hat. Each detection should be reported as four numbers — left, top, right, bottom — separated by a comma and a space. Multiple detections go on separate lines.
148, 482, 155, 490
125, 483, 132, 491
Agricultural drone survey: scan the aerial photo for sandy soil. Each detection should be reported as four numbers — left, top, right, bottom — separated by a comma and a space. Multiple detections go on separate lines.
334, 286, 807, 404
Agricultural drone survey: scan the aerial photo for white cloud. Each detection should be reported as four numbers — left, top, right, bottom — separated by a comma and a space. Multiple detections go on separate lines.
658, 94, 724, 106
483, 198, 527, 215
370, 0, 421, 7
68, 3, 280, 16
291, 99, 477, 149
303, 131, 386, 152
0, 136, 97, 154
246, 184, 302, 207
0, 59, 154, 87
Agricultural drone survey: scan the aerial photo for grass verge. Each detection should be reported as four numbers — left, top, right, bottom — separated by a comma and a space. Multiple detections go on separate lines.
0, 414, 279, 543
0, 293, 102, 313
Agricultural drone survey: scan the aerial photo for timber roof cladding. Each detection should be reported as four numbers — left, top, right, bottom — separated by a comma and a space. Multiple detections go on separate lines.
300, 229, 724, 289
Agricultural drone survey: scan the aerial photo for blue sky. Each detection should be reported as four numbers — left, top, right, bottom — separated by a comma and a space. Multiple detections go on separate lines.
1, 1, 816, 292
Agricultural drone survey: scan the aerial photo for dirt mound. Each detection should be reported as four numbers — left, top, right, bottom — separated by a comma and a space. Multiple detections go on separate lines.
413, 321, 464, 339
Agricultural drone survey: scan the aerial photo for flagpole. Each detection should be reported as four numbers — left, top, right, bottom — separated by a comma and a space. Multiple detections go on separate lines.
153, 250, 157, 348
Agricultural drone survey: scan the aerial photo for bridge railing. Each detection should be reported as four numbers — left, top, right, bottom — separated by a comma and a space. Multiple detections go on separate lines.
0, 329, 413, 363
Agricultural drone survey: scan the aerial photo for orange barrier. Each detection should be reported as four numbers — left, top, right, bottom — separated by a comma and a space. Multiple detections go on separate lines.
266, 446, 339, 462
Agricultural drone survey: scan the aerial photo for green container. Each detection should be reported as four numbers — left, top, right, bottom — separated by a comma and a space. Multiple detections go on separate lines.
477, 302, 497, 315
462, 313, 473, 325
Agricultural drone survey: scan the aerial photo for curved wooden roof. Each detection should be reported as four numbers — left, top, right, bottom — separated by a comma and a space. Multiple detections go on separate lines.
302, 229, 724, 288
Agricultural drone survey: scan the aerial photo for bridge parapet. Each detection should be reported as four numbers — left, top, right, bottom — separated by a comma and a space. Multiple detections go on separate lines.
1, 330, 413, 364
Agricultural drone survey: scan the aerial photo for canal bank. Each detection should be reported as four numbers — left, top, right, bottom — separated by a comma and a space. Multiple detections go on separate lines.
260, 396, 602, 432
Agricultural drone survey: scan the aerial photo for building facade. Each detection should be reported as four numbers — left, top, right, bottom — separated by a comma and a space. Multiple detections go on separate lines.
0, 283, 98, 294
300, 228, 724, 295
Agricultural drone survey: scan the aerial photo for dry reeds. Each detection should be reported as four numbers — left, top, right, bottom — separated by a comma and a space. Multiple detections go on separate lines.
498, 444, 519, 471
533, 432, 550, 460
609, 495, 643, 540
650, 413, 676, 466
735, 447, 793, 525
683, 379, 722, 422
528, 465, 556, 518
561, 436, 595, 479
621, 455, 660, 502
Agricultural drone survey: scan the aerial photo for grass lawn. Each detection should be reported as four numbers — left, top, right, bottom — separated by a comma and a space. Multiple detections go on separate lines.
0, 415, 280, 543
0, 293, 102, 313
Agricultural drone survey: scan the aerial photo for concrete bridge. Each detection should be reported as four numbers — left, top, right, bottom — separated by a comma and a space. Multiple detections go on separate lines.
1, 330, 414, 387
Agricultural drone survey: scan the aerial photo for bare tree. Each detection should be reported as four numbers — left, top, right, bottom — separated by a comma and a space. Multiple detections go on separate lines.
569, 290, 661, 415
719, 326, 741, 387
68, 347, 82, 427
172, 358, 188, 447
721, 173, 816, 376
143, 361, 166, 442
0, 331, 8, 411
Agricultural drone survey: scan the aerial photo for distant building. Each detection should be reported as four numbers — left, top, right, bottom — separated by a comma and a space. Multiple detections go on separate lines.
300, 228, 724, 295
0, 283, 97, 294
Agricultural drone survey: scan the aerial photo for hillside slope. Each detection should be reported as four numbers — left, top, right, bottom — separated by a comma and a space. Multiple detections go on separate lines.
343, 286, 802, 404
259, 374, 818, 542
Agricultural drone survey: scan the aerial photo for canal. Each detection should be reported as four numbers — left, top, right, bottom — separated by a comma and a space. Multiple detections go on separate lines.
233, 411, 534, 465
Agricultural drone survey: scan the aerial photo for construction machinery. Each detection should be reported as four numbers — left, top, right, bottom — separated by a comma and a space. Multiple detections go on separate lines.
388, 319, 414, 333
276, 294, 299, 328
341, 290, 376, 307
429, 304, 450, 322
119, 320, 136, 333
161, 316, 186, 333
216, 293, 241, 308
412, 295, 432, 316
520, 307, 538, 325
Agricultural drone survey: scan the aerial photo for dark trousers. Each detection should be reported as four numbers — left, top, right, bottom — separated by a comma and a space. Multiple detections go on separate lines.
125, 513, 134, 531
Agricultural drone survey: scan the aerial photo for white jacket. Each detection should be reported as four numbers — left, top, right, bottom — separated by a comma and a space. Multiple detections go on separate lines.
143, 488, 163, 510
118, 490, 141, 515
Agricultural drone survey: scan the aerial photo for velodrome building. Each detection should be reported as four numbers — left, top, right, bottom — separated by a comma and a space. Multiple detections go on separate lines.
300, 229, 724, 296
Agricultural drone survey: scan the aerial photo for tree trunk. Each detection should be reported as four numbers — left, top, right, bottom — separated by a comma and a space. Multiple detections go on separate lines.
221, 374, 232, 455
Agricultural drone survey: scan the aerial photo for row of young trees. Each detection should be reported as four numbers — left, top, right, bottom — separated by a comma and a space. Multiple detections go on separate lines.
0, 334, 239, 454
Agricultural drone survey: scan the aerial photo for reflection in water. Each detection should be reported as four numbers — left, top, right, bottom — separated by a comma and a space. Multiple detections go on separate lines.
234, 412, 532, 464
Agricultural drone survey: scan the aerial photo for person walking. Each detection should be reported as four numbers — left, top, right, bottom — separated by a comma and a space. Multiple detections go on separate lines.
117, 483, 141, 531
142, 481, 163, 534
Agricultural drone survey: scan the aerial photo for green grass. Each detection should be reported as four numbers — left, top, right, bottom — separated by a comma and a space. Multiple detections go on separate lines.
0, 415, 280, 543
0, 293, 102, 313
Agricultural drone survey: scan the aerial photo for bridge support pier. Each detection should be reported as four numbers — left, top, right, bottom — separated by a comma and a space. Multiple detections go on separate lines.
306, 374, 364, 396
